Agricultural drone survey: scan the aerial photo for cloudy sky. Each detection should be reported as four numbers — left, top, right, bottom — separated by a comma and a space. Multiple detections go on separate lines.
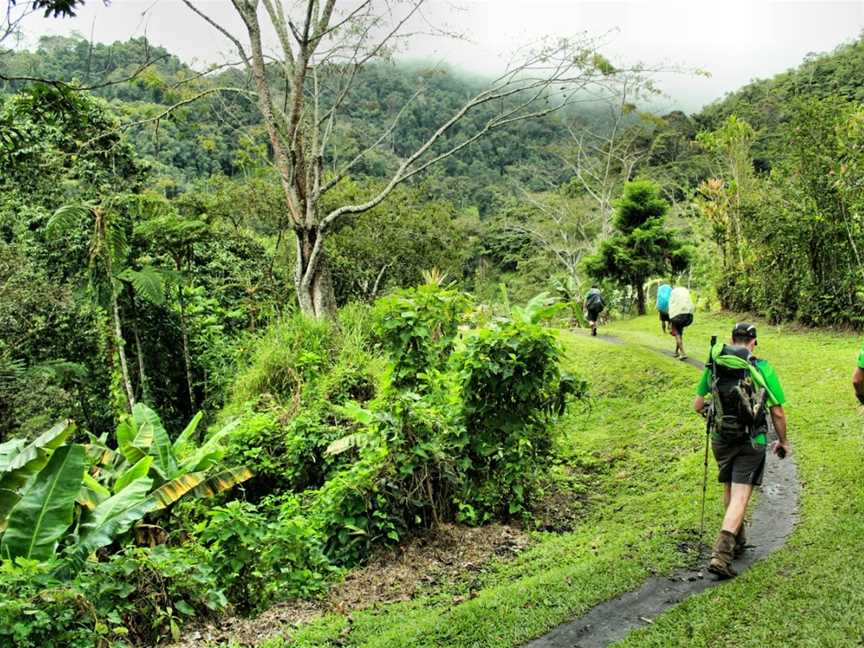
18, 0, 864, 111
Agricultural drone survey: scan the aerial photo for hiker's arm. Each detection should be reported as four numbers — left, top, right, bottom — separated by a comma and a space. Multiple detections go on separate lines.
770, 405, 788, 445
852, 367, 864, 405
693, 395, 706, 414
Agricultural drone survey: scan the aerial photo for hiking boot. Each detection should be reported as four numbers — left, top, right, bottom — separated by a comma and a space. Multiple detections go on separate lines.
708, 530, 737, 578
679, 354, 688, 361
734, 523, 747, 558
591, 327, 597, 337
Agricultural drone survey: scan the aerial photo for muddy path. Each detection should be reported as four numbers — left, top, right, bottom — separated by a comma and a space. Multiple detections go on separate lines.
525, 332, 800, 648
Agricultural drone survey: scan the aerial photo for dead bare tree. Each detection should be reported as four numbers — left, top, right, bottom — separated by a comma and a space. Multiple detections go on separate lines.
183, 0, 633, 317
558, 74, 654, 239
1, 1, 31, 53
504, 188, 598, 286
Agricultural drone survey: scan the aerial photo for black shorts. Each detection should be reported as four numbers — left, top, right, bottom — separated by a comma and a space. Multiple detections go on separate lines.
659, 311, 670, 323
712, 441, 766, 486
587, 307, 602, 322
670, 313, 693, 334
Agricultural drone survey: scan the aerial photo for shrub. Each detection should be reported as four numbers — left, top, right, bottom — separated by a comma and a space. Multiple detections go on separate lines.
372, 285, 471, 389
0, 545, 227, 648
197, 498, 333, 613
455, 319, 584, 522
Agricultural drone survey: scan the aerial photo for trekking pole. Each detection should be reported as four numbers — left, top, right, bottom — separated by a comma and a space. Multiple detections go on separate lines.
698, 407, 711, 551
698, 335, 717, 554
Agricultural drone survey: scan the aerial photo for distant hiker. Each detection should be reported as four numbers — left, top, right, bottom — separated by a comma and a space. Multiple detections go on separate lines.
852, 345, 864, 405
657, 283, 672, 334
668, 286, 694, 360
693, 323, 791, 578
584, 287, 605, 337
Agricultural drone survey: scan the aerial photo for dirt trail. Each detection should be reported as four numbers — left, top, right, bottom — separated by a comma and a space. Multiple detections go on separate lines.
524, 332, 800, 648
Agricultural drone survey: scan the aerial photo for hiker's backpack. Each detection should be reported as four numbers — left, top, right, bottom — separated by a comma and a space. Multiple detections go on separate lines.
657, 284, 672, 313
710, 345, 767, 440
586, 289, 604, 310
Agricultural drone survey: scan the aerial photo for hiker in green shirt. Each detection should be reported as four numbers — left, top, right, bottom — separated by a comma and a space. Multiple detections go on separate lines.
693, 323, 791, 578
852, 345, 864, 405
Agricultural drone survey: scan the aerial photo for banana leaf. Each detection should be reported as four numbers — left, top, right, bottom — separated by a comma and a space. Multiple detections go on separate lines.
172, 411, 203, 454
77, 472, 111, 510
149, 471, 207, 510
0, 420, 74, 491
63, 476, 155, 577
78, 476, 154, 554
177, 419, 239, 473
0, 439, 26, 468
116, 418, 153, 464
113, 456, 153, 493
1, 444, 84, 561
133, 404, 177, 480
190, 466, 253, 499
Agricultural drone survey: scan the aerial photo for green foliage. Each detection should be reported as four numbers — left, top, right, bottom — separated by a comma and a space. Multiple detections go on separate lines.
585, 179, 691, 313
455, 319, 584, 521
0, 544, 227, 647
695, 103, 864, 326
1, 443, 84, 561
325, 182, 473, 304
306, 444, 400, 565
0, 407, 250, 574
197, 498, 333, 612
373, 285, 471, 388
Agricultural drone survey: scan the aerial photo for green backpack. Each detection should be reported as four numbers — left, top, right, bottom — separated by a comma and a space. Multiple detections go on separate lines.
709, 345, 768, 441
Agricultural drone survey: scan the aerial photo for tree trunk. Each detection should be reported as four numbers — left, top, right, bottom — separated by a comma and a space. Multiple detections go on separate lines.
133, 321, 148, 403
111, 290, 135, 412
177, 285, 195, 411
635, 282, 646, 315
295, 227, 338, 319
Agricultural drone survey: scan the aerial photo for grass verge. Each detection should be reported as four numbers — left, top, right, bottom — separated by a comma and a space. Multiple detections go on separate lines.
607, 312, 864, 647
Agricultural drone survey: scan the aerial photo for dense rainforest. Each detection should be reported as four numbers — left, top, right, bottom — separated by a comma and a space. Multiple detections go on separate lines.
2, 12, 864, 646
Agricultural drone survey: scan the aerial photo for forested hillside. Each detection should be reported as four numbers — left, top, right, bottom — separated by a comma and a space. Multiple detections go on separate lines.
635, 35, 864, 326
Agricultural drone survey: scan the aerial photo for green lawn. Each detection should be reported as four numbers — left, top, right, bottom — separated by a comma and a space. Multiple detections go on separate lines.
263, 324, 721, 647
609, 313, 864, 647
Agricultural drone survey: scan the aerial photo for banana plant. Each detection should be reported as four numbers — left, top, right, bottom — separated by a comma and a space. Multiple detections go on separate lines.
0, 406, 251, 573
87, 403, 248, 511
0, 420, 75, 531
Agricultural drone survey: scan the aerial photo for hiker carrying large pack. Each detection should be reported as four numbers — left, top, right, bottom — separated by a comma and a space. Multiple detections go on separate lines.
657, 283, 672, 333
693, 323, 791, 579
584, 287, 605, 337
852, 343, 864, 405
668, 286, 694, 360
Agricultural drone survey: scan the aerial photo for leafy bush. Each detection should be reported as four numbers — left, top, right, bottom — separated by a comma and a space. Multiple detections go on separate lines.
372, 285, 471, 389
0, 545, 227, 647
197, 498, 333, 613
455, 319, 585, 522
0, 560, 97, 648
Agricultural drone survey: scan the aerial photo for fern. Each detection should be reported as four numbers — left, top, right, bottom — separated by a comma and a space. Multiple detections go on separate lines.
117, 266, 167, 305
